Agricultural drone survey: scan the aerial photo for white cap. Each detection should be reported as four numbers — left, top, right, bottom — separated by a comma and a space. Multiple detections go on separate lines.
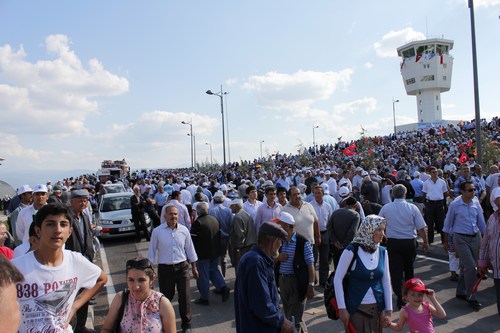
32, 184, 48, 193
214, 191, 225, 199
263, 180, 274, 187
321, 183, 330, 195
271, 211, 295, 225
361, 171, 369, 177
338, 187, 350, 197
355, 167, 363, 172
369, 169, 377, 175
220, 184, 228, 191
230, 198, 243, 206
413, 171, 420, 178
17, 185, 33, 195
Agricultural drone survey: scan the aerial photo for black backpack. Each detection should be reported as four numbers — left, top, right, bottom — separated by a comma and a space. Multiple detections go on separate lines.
323, 245, 358, 320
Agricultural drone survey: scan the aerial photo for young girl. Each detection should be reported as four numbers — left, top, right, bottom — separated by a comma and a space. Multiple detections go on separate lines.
387, 278, 446, 333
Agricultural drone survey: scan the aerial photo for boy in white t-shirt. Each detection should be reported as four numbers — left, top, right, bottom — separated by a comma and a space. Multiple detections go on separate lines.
12, 203, 107, 333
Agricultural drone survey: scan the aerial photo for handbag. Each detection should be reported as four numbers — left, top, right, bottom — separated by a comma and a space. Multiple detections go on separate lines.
112, 289, 130, 333
324, 245, 358, 320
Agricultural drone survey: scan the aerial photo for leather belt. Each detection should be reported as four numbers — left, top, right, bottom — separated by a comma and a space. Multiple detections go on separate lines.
455, 233, 478, 237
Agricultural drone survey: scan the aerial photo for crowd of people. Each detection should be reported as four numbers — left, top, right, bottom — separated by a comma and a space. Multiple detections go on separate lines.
1, 116, 499, 333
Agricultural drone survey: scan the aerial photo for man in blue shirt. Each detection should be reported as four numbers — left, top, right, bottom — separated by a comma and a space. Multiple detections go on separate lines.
443, 180, 486, 311
234, 222, 293, 333
275, 212, 315, 333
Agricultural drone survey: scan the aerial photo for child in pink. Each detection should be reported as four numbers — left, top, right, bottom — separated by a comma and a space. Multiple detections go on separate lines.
386, 278, 446, 333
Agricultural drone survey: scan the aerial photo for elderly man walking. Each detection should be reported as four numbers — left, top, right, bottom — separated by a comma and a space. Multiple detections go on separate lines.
379, 184, 429, 309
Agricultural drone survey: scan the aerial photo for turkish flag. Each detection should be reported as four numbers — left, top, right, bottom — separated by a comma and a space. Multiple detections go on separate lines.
466, 140, 473, 148
459, 152, 469, 164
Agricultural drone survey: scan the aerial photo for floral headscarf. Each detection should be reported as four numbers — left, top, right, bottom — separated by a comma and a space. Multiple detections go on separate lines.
352, 214, 386, 253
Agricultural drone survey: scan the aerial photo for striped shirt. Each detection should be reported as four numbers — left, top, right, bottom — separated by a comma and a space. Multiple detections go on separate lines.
279, 233, 314, 274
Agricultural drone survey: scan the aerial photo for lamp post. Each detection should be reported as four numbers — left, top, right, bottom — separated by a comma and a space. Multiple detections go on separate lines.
205, 142, 213, 165
312, 125, 319, 153
181, 120, 193, 168
260, 140, 265, 159
392, 99, 399, 136
188, 133, 196, 168
206, 85, 229, 178
468, 0, 482, 164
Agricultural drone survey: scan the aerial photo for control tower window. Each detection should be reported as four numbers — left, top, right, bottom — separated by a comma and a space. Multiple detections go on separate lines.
421, 75, 435, 81
443, 75, 447, 81
406, 78, 415, 85
402, 48, 416, 58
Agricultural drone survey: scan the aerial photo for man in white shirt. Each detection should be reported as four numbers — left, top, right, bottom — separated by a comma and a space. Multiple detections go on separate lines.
422, 166, 449, 244
243, 185, 263, 221
310, 184, 333, 286
16, 184, 48, 244
149, 204, 199, 333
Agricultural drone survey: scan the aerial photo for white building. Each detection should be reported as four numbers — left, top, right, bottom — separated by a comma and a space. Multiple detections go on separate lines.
396, 38, 457, 132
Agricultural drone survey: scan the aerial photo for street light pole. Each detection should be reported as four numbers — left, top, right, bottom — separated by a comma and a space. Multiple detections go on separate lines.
181, 120, 193, 168
205, 142, 213, 165
392, 99, 399, 136
206, 85, 229, 180
312, 125, 319, 153
468, 0, 482, 164
188, 133, 196, 168
260, 140, 265, 159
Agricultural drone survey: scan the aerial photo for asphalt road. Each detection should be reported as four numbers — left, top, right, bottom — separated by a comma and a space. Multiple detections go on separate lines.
93, 235, 499, 333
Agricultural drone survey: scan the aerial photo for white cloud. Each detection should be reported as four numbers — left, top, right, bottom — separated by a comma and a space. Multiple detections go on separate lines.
242, 69, 354, 119
374, 28, 426, 58
0, 34, 129, 137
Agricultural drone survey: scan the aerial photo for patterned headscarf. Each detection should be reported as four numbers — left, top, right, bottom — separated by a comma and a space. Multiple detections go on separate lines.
352, 214, 386, 253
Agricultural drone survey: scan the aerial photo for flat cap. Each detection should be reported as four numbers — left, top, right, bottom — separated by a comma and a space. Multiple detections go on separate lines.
71, 189, 89, 199
259, 222, 288, 240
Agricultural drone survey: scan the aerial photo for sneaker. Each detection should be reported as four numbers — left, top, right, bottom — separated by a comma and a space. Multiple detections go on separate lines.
455, 294, 467, 301
468, 300, 482, 311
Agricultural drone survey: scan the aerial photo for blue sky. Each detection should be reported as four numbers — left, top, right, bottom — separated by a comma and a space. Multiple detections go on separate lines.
1, 0, 499, 186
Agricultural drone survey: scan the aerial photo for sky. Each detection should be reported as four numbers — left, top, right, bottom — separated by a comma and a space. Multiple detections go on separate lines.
1, 0, 499, 188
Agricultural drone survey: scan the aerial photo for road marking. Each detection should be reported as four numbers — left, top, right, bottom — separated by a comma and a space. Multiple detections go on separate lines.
417, 254, 449, 264
99, 242, 116, 306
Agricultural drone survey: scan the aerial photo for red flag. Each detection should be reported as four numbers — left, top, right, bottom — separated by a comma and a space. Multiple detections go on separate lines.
369, 147, 373, 153
459, 152, 469, 164
349, 142, 357, 151
466, 140, 473, 148
343, 148, 356, 156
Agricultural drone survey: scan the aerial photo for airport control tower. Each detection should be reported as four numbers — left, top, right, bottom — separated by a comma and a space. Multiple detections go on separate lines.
397, 38, 454, 126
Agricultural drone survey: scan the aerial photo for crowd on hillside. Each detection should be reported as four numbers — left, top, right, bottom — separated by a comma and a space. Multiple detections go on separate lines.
1, 116, 499, 333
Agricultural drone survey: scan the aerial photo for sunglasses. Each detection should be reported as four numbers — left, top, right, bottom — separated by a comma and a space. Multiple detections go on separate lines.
126, 258, 154, 270
464, 189, 476, 193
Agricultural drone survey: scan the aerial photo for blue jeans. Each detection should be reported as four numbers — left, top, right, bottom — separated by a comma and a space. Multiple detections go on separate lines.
196, 257, 226, 300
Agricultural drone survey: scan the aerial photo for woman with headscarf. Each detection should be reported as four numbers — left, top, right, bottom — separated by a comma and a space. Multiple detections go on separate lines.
334, 215, 392, 333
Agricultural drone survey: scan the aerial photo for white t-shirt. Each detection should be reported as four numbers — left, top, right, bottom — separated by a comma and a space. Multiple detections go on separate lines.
12, 250, 101, 333
491, 187, 500, 211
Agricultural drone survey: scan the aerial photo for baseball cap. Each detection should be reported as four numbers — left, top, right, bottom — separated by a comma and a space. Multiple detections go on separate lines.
338, 187, 350, 197
403, 278, 428, 293
355, 167, 363, 172
413, 171, 420, 178
17, 185, 33, 195
214, 191, 225, 199
369, 169, 377, 175
52, 185, 63, 192
33, 184, 48, 193
263, 180, 274, 187
321, 183, 330, 195
271, 212, 295, 225
259, 222, 288, 240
